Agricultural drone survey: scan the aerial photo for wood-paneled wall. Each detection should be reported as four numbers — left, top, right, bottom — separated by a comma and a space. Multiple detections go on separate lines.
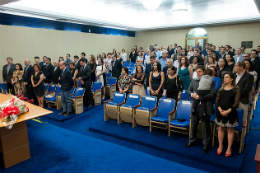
0, 25, 136, 82
136, 22, 260, 53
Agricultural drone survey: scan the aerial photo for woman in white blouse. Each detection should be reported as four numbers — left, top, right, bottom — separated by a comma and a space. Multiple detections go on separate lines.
121, 49, 127, 62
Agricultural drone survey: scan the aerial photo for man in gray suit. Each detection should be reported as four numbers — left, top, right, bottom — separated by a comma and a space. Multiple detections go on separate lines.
2, 57, 16, 94
185, 65, 215, 153
233, 48, 243, 63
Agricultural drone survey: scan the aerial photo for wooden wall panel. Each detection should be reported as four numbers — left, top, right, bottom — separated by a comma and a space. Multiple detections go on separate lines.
0, 25, 136, 82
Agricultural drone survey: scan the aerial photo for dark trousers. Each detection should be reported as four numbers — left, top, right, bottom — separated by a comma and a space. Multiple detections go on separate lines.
189, 108, 211, 146
25, 84, 34, 99
192, 90, 210, 114
83, 84, 94, 106
6, 82, 15, 95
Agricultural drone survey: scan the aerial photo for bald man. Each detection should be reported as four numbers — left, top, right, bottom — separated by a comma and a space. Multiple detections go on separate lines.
23, 59, 34, 99
163, 59, 173, 75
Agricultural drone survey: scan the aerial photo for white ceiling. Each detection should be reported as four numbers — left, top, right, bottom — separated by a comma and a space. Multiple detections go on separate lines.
1, 0, 260, 31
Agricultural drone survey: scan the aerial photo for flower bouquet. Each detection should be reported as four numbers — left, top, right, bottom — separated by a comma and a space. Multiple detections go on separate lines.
0, 97, 29, 129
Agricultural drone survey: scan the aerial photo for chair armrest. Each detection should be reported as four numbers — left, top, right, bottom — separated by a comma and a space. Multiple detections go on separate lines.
95, 89, 102, 92
132, 105, 140, 108
117, 102, 125, 106
104, 99, 112, 103
47, 91, 55, 94
56, 93, 61, 95
168, 110, 175, 115
189, 116, 191, 119
75, 96, 83, 98
150, 107, 157, 111
243, 121, 247, 128
111, 84, 116, 86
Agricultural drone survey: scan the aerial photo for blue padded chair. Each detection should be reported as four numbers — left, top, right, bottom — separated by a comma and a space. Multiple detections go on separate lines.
45, 85, 61, 108
134, 96, 157, 127
92, 82, 102, 105
44, 83, 50, 95
71, 87, 85, 114
106, 73, 112, 80
46, 84, 56, 97
118, 94, 141, 125
150, 98, 175, 132
168, 100, 192, 136
181, 90, 188, 100
128, 70, 132, 75
106, 77, 117, 99
104, 92, 126, 121
212, 108, 246, 153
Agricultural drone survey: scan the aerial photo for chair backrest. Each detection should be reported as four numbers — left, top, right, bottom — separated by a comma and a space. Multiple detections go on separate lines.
112, 92, 126, 104
74, 87, 85, 97
157, 98, 175, 118
92, 82, 102, 92
128, 70, 132, 75
236, 108, 244, 132
141, 96, 157, 110
210, 105, 217, 122
127, 67, 132, 71
125, 94, 141, 106
107, 77, 117, 85
181, 90, 188, 100
44, 84, 49, 91
55, 85, 61, 95
78, 80, 82, 87
47, 85, 56, 93
175, 100, 192, 121
106, 73, 112, 79
70, 87, 75, 95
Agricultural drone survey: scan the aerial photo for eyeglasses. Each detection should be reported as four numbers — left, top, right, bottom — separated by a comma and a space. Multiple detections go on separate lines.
243, 56, 249, 57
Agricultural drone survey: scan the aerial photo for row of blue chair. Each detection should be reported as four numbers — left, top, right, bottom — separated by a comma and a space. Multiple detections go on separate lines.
104, 92, 247, 153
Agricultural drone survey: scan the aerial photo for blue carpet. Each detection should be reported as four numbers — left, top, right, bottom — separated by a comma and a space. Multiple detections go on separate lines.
0, 121, 206, 173
89, 120, 244, 172
44, 98, 109, 122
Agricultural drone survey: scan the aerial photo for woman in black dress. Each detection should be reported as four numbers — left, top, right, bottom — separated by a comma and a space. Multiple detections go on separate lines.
88, 55, 97, 83
31, 64, 45, 108
215, 72, 240, 157
226, 54, 235, 72
149, 62, 165, 100
162, 66, 182, 100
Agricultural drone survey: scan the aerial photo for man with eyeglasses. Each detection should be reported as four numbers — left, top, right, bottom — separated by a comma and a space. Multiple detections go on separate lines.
243, 53, 250, 61
233, 48, 243, 63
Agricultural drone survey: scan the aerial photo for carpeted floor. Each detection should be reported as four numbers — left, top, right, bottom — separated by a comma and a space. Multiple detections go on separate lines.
0, 95, 259, 173
0, 121, 206, 173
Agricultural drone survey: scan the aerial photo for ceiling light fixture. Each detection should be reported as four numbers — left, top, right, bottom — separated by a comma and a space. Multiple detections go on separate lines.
142, 0, 162, 11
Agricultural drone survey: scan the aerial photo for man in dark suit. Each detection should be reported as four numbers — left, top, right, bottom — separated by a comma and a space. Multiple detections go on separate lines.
74, 55, 81, 71
163, 59, 173, 75
251, 49, 260, 89
81, 52, 88, 64
78, 58, 93, 108
39, 56, 47, 69
23, 59, 34, 99
111, 54, 122, 79
58, 61, 74, 116
43, 57, 54, 84
51, 61, 60, 85
2, 57, 16, 94
220, 47, 226, 59
185, 65, 215, 153
167, 44, 174, 58
234, 62, 254, 130
225, 45, 234, 57
145, 55, 156, 86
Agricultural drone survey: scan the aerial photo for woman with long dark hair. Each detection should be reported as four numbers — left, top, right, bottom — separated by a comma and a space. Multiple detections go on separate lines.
178, 56, 193, 90
217, 58, 230, 82
149, 62, 165, 99
88, 55, 97, 83
11, 63, 24, 95
215, 73, 240, 157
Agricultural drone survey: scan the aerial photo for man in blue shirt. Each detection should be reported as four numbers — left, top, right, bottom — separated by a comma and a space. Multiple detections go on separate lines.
202, 43, 209, 57
154, 46, 162, 60
65, 54, 72, 69
216, 45, 223, 55
159, 50, 168, 69
194, 42, 202, 51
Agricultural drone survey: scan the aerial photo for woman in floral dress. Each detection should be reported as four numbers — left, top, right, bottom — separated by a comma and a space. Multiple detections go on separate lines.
11, 63, 24, 95
118, 67, 132, 94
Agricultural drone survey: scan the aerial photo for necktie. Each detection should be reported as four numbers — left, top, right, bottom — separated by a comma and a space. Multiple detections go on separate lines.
82, 66, 84, 73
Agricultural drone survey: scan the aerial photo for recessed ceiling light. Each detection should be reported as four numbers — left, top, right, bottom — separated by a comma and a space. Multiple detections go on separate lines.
142, 0, 162, 11
172, 9, 188, 13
